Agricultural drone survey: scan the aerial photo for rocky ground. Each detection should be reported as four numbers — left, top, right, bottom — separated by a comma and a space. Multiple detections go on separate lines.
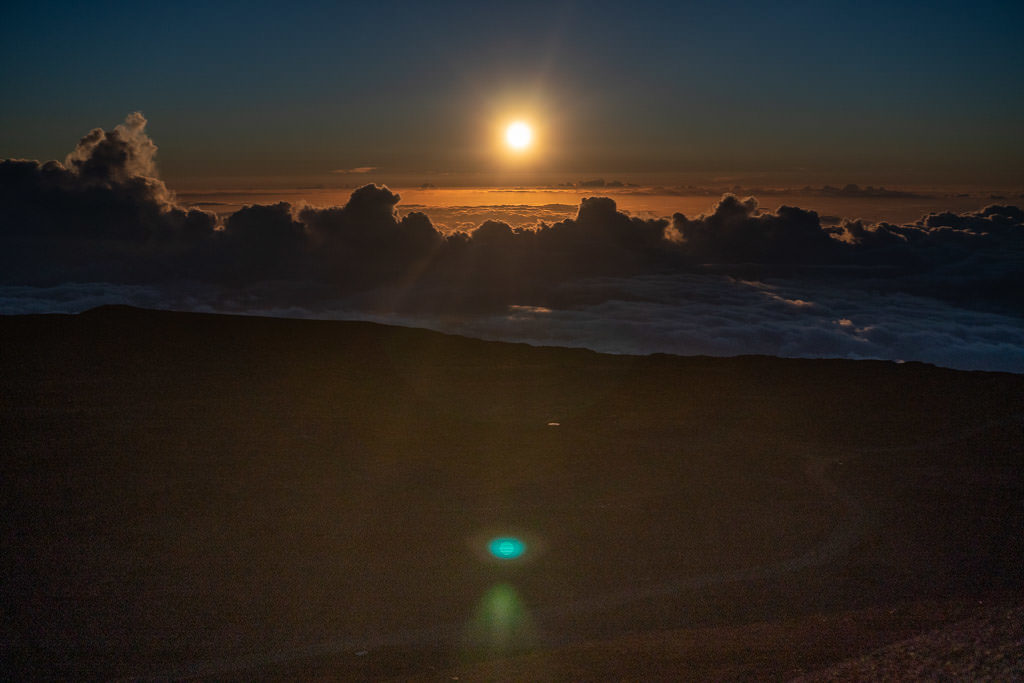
2, 306, 1021, 679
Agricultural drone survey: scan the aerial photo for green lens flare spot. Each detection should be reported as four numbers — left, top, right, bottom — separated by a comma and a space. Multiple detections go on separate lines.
488, 537, 526, 559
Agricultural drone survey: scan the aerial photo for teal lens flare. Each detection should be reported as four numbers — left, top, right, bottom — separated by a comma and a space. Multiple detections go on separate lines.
488, 537, 526, 559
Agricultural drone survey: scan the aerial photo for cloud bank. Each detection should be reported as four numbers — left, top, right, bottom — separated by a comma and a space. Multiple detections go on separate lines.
331, 166, 376, 174
0, 113, 217, 284
2, 114, 1022, 372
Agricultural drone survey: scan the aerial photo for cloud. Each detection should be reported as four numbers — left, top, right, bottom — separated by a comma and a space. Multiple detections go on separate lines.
669, 194, 845, 264
354, 274, 1024, 373
398, 203, 577, 233
2, 114, 1023, 372
331, 166, 377, 174
813, 184, 930, 199
0, 113, 216, 284
64, 111, 160, 186
572, 178, 627, 188
922, 204, 1024, 232
298, 184, 445, 288
219, 202, 309, 282
11, 272, 1019, 373
618, 184, 936, 199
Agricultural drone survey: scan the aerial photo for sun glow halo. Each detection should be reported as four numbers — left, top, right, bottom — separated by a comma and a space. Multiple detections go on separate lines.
505, 121, 532, 150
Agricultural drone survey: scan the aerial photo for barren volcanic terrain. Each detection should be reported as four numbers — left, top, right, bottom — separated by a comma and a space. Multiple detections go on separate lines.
2, 307, 1022, 679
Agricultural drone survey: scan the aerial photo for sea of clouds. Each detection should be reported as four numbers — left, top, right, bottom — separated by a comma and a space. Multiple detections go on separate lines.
2, 114, 1022, 373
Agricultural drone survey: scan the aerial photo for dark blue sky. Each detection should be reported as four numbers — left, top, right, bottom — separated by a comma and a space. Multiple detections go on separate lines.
2, 0, 1022, 186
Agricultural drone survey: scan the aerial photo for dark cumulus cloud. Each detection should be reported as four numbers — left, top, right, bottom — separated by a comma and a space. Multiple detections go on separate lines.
669, 195, 844, 265
0, 113, 216, 284
2, 114, 1023, 372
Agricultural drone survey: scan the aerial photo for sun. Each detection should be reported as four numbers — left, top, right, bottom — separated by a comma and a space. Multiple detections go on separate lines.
505, 121, 532, 150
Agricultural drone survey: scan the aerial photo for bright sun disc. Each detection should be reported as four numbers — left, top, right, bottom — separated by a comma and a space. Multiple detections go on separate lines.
505, 122, 532, 149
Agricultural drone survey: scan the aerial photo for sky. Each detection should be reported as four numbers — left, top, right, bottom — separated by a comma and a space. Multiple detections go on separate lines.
1, 0, 1023, 372
2, 0, 1023, 188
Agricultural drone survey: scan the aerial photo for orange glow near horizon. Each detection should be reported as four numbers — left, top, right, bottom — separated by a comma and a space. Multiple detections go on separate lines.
172, 186, 994, 230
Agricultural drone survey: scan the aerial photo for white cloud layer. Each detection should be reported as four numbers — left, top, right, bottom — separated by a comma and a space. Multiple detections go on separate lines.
4, 274, 1021, 373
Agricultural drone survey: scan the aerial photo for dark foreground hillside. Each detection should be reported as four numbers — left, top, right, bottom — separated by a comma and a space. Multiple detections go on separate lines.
2, 306, 1022, 679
